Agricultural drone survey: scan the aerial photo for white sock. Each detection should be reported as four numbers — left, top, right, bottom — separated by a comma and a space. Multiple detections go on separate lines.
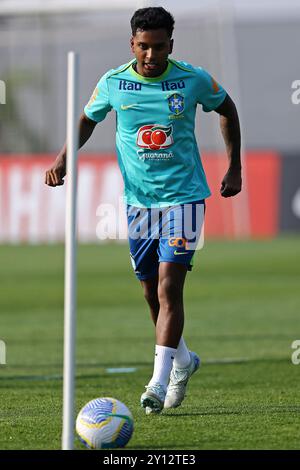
148, 345, 177, 391
174, 337, 191, 368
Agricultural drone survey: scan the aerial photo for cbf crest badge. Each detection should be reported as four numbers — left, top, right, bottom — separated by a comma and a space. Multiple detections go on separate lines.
168, 93, 184, 115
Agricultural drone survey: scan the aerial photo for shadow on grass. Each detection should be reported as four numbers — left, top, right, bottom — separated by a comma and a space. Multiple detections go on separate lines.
163, 404, 300, 417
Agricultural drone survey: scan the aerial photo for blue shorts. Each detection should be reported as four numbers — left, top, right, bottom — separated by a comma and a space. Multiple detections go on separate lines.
127, 200, 205, 280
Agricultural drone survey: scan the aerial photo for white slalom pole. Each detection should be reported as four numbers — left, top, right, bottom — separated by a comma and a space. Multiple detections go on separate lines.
62, 51, 79, 450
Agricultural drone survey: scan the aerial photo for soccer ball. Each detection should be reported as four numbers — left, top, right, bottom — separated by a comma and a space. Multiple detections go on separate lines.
76, 397, 134, 449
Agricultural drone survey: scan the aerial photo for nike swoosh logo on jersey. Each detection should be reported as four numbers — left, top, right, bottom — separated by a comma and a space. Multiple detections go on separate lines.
174, 250, 189, 255
121, 103, 139, 110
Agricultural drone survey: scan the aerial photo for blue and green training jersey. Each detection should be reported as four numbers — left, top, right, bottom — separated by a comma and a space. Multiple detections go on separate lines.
84, 58, 227, 208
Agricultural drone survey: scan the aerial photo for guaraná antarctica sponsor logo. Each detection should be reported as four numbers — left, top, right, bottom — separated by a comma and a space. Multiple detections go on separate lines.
136, 124, 174, 161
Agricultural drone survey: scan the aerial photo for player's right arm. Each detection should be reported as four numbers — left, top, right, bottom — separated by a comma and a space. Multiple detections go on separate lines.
45, 72, 112, 187
45, 113, 97, 187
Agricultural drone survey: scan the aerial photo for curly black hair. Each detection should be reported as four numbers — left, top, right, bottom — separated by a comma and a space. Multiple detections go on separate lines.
131, 7, 175, 38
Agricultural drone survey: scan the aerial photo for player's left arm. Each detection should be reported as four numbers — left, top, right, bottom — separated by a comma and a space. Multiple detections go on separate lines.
214, 94, 242, 198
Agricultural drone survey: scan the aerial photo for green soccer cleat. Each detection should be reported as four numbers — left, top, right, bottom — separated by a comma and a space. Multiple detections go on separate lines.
164, 351, 200, 409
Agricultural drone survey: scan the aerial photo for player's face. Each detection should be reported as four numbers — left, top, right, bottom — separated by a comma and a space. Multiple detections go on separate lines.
131, 29, 173, 78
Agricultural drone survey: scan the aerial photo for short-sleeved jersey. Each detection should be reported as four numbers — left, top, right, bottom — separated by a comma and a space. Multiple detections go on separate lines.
84, 58, 226, 208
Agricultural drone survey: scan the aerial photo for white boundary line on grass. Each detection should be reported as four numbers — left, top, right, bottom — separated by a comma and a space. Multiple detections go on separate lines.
0, 358, 256, 382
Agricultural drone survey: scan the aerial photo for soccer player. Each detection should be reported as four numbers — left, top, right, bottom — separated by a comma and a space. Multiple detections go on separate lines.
45, 7, 242, 414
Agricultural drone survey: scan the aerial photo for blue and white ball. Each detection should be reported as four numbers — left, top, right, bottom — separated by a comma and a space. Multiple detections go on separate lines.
76, 397, 134, 449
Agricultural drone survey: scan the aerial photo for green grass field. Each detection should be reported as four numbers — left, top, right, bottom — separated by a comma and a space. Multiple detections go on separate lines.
0, 238, 299, 450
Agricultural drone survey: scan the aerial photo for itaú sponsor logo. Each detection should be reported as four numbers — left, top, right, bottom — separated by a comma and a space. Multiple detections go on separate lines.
137, 124, 173, 150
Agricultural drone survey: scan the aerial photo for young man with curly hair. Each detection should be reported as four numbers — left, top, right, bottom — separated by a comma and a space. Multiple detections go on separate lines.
45, 7, 242, 415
